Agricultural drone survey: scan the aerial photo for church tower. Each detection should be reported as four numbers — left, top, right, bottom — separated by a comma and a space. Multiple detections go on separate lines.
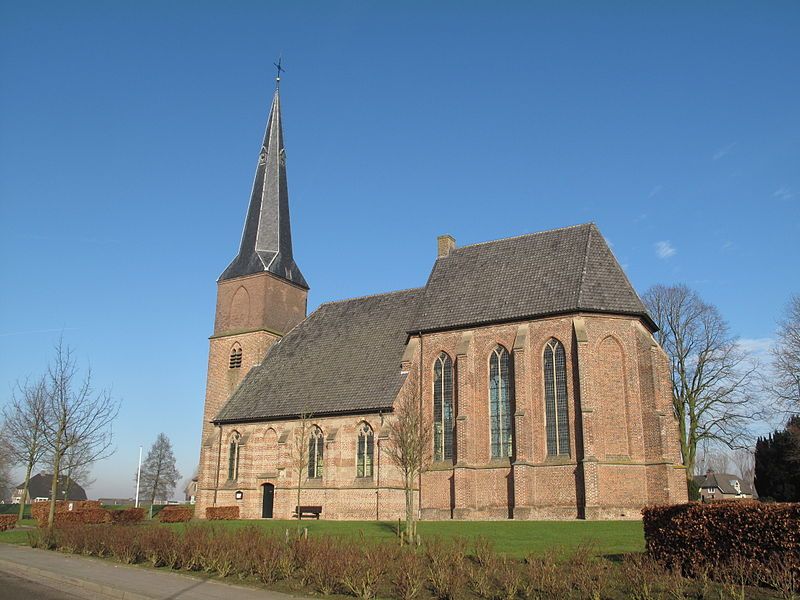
196, 80, 308, 511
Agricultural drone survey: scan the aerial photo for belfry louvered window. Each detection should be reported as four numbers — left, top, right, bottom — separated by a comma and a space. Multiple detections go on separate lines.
489, 346, 513, 459
308, 426, 324, 479
229, 343, 243, 369
227, 431, 241, 480
356, 422, 374, 478
433, 352, 454, 461
544, 338, 570, 456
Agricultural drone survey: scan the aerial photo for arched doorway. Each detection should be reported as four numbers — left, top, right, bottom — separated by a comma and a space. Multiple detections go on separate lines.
261, 483, 274, 519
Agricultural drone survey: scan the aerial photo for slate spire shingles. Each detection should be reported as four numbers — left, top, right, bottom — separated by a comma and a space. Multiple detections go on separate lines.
219, 86, 308, 288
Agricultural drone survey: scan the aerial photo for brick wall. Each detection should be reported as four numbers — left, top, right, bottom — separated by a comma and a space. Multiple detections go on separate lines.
197, 284, 687, 520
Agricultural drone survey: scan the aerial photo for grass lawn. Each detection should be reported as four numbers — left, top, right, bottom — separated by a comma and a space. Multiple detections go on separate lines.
0, 517, 644, 557
172, 519, 645, 558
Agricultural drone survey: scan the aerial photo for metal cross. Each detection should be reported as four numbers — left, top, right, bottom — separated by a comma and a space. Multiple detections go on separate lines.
273, 56, 285, 83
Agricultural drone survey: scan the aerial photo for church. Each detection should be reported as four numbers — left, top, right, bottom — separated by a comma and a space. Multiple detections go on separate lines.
195, 80, 688, 521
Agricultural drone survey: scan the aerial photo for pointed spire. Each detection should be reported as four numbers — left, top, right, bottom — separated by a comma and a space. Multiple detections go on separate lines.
219, 83, 308, 288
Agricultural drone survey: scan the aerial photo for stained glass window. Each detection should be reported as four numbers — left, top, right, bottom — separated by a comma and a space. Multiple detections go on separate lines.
489, 346, 513, 459
544, 339, 570, 456
308, 426, 324, 479
356, 422, 374, 477
433, 352, 454, 461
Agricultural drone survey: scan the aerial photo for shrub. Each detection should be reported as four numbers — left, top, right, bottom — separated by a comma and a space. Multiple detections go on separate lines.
643, 502, 800, 577
110, 508, 145, 524
0, 515, 17, 531
157, 506, 193, 523
206, 505, 239, 520
390, 549, 426, 600
424, 538, 466, 600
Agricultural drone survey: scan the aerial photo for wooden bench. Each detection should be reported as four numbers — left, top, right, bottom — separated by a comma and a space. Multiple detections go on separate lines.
293, 505, 322, 519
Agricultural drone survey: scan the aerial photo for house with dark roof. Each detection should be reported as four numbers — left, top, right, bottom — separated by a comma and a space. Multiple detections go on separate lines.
195, 78, 688, 521
693, 470, 755, 501
11, 473, 87, 504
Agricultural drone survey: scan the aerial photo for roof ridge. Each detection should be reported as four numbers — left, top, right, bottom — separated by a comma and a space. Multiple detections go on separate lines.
576, 224, 594, 307
317, 286, 423, 308
453, 222, 594, 252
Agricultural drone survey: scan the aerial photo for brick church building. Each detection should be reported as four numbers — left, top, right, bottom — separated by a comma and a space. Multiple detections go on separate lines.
195, 81, 687, 521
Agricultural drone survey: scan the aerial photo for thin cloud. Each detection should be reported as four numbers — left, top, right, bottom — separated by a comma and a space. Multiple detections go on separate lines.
654, 241, 676, 259
737, 337, 772, 364
721, 240, 734, 251
648, 186, 662, 199
712, 142, 736, 161
773, 186, 796, 200
0, 327, 79, 338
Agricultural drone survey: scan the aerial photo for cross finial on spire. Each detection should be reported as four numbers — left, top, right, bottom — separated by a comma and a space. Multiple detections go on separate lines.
273, 56, 285, 87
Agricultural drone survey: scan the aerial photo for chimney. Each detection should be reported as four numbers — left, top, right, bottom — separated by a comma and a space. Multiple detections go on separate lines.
437, 234, 456, 258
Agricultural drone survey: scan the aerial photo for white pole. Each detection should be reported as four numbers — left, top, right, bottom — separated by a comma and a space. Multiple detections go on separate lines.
135, 446, 143, 508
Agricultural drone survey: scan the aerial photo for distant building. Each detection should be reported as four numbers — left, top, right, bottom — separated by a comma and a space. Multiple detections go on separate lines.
11, 473, 87, 504
97, 498, 134, 506
184, 477, 198, 504
693, 470, 755, 501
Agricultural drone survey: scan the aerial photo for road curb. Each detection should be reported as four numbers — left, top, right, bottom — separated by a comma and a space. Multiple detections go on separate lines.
0, 555, 153, 600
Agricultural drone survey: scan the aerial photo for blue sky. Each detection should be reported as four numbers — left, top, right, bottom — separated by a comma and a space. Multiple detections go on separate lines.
1, 2, 798, 498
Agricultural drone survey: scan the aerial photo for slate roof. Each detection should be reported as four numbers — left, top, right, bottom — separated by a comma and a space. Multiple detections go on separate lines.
215, 288, 420, 423
15, 473, 87, 501
693, 471, 755, 496
220, 87, 308, 288
410, 223, 654, 333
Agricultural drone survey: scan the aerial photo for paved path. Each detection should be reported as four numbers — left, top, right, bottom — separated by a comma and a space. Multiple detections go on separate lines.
0, 543, 302, 599
0, 570, 87, 599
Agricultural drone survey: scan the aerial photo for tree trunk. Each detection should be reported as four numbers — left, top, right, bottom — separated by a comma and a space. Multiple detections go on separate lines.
404, 472, 414, 544
296, 472, 302, 526
17, 462, 33, 522
47, 447, 63, 530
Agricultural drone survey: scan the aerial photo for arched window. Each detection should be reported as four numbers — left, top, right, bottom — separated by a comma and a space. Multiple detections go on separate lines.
543, 338, 570, 456
229, 343, 243, 369
227, 431, 241, 480
356, 422, 374, 478
308, 426, 324, 479
489, 346, 513, 459
433, 352, 454, 461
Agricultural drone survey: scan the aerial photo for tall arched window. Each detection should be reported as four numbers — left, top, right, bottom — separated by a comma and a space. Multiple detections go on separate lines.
227, 431, 241, 480
489, 346, 513, 459
356, 422, 374, 478
308, 426, 324, 479
543, 338, 570, 456
229, 343, 243, 369
433, 352, 454, 461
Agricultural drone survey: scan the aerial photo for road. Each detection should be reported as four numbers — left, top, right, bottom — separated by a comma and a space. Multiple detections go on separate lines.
0, 570, 87, 599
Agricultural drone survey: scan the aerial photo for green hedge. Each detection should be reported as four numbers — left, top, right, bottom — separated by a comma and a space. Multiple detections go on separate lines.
0, 505, 31, 518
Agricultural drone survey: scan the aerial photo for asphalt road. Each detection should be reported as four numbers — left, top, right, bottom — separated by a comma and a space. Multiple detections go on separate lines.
0, 570, 87, 599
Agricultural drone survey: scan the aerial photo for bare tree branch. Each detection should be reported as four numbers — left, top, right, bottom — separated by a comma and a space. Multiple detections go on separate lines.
770, 294, 800, 414
1, 376, 48, 519
644, 284, 758, 480
40, 339, 120, 529
384, 386, 431, 543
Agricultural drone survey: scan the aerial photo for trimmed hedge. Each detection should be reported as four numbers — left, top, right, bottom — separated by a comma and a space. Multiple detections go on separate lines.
206, 506, 239, 520
643, 501, 800, 575
110, 508, 145, 524
0, 515, 17, 531
32, 501, 109, 527
157, 506, 193, 523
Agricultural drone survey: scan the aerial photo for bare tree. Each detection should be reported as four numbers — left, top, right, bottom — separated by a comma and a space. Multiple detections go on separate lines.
290, 413, 313, 524
1, 377, 48, 520
52, 438, 97, 499
384, 388, 431, 543
694, 443, 731, 475
41, 340, 119, 529
137, 433, 181, 513
731, 447, 755, 488
770, 295, 800, 414
644, 284, 757, 480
